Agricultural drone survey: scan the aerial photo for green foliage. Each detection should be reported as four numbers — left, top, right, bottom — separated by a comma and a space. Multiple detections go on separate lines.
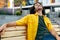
16, 11, 22, 15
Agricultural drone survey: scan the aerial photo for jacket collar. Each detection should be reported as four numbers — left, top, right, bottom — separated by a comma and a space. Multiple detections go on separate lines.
35, 12, 38, 16
34, 12, 46, 17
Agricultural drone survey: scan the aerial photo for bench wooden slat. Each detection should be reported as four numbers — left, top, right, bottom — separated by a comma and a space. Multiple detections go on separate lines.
1, 31, 26, 38
6, 26, 26, 31
1, 36, 26, 40
56, 31, 60, 35
54, 28, 60, 31
53, 25, 59, 28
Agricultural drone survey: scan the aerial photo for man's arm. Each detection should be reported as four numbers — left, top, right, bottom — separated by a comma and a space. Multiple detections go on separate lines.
46, 17, 60, 40
0, 21, 16, 29
0, 15, 28, 34
0, 21, 16, 35
4, 21, 17, 27
49, 28, 60, 40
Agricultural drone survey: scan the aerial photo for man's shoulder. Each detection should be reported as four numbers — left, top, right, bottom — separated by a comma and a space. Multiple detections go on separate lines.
44, 15, 49, 19
26, 14, 36, 17
43, 16, 51, 22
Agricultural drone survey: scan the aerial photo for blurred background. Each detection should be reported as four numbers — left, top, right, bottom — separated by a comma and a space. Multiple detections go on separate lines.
0, 0, 60, 26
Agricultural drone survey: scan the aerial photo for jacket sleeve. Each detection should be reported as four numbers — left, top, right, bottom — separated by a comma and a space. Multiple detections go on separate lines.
46, 17, 53, 31
16, 15, 28, 26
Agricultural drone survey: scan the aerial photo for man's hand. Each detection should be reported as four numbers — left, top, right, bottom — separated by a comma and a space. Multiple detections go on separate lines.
57, 36, 60, 40
0, 27, 4, 35
0, 21, 17, 35
0, 24, 7, 35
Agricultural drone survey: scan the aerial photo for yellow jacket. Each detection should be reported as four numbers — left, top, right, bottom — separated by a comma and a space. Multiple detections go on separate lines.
16, 12, 53, 40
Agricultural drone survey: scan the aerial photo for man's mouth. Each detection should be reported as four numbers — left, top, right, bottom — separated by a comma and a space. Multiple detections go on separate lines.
38, 8, 42, 10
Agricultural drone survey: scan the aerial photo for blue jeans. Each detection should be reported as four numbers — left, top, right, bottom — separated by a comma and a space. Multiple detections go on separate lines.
42, 34, 56, 40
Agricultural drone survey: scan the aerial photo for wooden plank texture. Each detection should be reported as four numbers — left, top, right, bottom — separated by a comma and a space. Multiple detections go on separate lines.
1, 26, 26, 40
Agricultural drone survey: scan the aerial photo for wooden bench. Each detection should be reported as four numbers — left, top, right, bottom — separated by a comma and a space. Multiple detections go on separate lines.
1, 26, 26, 40
1, 25, 60, 40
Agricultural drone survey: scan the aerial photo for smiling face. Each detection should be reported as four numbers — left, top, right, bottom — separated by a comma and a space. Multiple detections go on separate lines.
34, 3, 43, 11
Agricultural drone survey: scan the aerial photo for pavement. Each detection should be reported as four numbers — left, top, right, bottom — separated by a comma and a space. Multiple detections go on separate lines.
0, 15, 60, 26
0, 15, 22, 26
